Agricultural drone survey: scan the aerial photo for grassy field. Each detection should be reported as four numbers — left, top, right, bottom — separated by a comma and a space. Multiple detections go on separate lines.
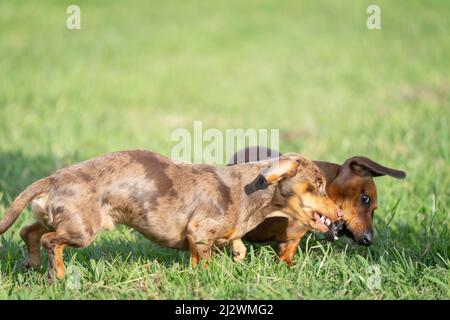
0, 0, 449, 299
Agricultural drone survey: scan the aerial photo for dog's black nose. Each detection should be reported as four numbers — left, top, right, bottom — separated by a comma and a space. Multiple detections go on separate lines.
362, 232, 373, 246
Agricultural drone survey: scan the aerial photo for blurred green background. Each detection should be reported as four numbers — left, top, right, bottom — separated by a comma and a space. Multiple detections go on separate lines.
0, 0, 448, 299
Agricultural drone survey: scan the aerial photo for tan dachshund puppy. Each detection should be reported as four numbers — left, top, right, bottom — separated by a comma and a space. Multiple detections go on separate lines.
229, 146, 406, 266
0, 150, 342, 280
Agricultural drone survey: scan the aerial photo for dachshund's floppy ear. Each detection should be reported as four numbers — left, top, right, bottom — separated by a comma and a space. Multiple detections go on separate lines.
343, 156, 406, 179
244, 154, 302, 195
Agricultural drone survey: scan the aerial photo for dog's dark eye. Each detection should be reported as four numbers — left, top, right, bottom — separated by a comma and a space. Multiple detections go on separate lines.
361, 194, 371, 207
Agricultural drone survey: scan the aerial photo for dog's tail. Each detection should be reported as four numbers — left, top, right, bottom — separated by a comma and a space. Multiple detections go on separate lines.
0, 177, 51, 235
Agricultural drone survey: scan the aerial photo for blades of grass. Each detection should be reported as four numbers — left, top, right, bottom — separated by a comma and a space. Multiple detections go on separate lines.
385, 198, 402, 228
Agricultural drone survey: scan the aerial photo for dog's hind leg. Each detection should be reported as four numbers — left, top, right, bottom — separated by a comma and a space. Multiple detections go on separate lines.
41, 232, 68, 281
40, 228, 96, 281
20, 222, 50, 270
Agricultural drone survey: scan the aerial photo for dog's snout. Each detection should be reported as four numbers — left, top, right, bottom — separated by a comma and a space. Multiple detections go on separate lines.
362, 231, 373, 246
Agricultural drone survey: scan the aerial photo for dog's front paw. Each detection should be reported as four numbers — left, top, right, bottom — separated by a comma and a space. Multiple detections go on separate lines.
232, 250, 246, 262
279, 256, 293, 267
231, 239, 247, 262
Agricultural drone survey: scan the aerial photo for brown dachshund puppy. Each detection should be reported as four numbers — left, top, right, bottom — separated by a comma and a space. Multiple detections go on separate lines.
0, 150, 342, 280
228, 146, 406, 265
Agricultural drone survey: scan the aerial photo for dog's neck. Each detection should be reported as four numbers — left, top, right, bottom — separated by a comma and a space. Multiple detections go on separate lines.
242, 194, 275, 236
218, 162, 288, 235
245, 186, 281, 214
236, 182, 289, 235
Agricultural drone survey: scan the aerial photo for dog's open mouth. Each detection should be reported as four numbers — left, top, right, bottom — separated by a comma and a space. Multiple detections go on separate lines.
313, 212, 333, 232
324, 220, 346, 241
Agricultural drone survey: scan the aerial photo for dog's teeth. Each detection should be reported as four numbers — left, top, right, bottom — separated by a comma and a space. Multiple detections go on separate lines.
319, 216, 325, 222
325, 218, 331, 225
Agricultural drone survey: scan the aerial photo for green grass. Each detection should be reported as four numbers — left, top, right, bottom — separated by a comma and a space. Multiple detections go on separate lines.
0, 0, 449, 299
